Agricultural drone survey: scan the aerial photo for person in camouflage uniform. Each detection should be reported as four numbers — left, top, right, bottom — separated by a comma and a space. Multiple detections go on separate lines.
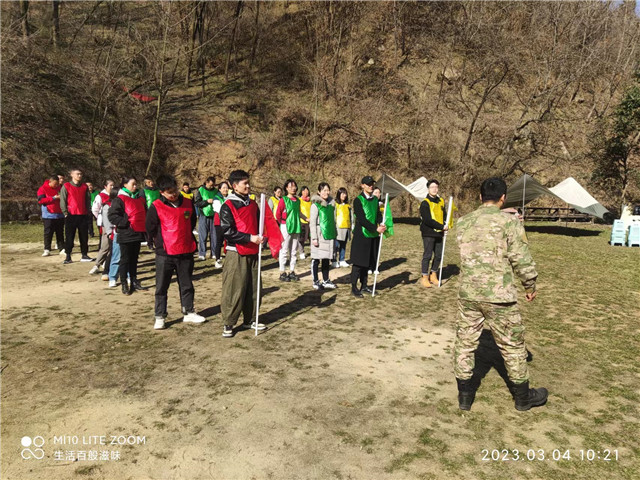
454, 177, 548, 411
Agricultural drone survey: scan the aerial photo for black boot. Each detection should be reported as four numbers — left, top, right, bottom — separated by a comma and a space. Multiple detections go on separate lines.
121, 282, 131, 296
456, 378, 476, 411
131, 280, 148, 291
513, 381, 548, 411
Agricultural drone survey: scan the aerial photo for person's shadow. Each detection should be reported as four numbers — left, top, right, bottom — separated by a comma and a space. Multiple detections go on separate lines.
261, 290, 337, 327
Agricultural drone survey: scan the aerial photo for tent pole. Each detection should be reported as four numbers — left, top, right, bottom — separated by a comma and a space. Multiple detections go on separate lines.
522, 174, 527, 220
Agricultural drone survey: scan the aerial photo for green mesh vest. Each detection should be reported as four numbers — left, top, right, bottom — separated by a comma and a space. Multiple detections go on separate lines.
358, 194, 379, 238
283, 196, 301, 234
198, 186, 216, 217
316, 203, 337, 240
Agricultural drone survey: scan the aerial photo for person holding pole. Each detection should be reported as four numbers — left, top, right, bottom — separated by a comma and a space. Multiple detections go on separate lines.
454, 177, 547, 411
219, 170, 268, 338
350, 176, 386, 298
145, 175, 205, 330
419, 179, 448, 288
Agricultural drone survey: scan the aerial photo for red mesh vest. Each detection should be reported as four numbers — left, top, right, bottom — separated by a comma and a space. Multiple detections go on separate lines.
226, 200, 259, 255
66, 183, 88, 215
153, 198, 196, 255
120, 194, 146, 232
98, 192, 111, 206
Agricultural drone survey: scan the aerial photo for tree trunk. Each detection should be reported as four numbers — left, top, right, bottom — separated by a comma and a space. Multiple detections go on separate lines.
249, 0, 260, 70
19, 0, 29, 40
51, 0, 61, 47
225, 1, 243, 83
147, 4, 170, 176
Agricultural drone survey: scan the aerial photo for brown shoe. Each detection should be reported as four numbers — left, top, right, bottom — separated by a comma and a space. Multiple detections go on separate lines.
429, 271, 439, 285
421, 275, 432, 288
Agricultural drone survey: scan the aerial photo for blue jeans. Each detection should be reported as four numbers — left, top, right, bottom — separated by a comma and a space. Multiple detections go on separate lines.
109, 234, 121, 281
198, 215, 216, 258
336, 239, 347, 261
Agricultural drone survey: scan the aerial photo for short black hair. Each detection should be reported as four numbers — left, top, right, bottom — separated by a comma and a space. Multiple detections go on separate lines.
218, 181, 230, 190
229, 170, 250, 187
49, 174, 59, 181
205, 176, 216, 184
274, 186, 282, 193
183, 182, 190, 187
317, 182, 330, 192
427, 179, 439, 187
104, 179, 115, 187
301, 186, 310, 195
157, 175, 178, 191
144, 176, 154, 181
480, 177, 507, 202
122, 175, 137, 186
283, 179, 297, 191
70, 167, 82, 173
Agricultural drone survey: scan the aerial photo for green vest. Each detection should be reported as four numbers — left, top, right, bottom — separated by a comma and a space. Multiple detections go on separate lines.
90, 190, 100, 206
143, 188, 160, 208
283, 196, 301, 234
316, 203, 337, 240
198, 186, 216, 216
358, 194, 379, 238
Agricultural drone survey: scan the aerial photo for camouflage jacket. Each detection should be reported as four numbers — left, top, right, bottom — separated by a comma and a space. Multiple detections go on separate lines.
456, 204, 537, 302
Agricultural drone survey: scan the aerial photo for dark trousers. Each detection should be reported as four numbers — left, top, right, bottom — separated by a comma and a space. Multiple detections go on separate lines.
43, 218, 64, 251
119, 241, 141, 284
422, 236, 443, 275
311, 258, 330, 282
221, 251, 259, 327
198, 215, 216, 257
155, 254, 195, 317
88, 215, 95, 238
298, 223, 310, 253
214, 225, 224, 260
65, 214, 89, 258
351, 265, 369, 290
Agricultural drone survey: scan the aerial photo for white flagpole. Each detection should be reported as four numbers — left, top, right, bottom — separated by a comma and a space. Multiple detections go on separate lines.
438, 196, 454, 288
372, 193, 389, 297
522, 174, 527, 220
255, 193, 266, 336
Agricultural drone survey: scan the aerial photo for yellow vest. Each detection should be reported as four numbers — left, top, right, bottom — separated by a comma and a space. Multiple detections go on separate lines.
299, 197, 311, 224
270, 196, 281, 218
249, 193, 256, 201
424, 196, 445, 232
181, 191, 194, 200
336, 203, 351, 229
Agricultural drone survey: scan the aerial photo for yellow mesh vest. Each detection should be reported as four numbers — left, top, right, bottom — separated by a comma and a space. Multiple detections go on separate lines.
336, 203, 351, 229
424, 197, 445, 232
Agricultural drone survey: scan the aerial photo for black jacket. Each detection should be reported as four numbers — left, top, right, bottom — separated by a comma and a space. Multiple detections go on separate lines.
146, 195, 197, 256
108, 191, 147, 244
419, 195, 446, 238
219, 192, 259, 252
350, 193, 382, 267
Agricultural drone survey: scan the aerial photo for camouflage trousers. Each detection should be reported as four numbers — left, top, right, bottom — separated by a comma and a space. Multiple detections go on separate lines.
453, 299, 529, 384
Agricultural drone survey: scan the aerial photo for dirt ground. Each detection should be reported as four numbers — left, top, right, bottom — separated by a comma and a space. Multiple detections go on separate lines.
1, 222, 638, 480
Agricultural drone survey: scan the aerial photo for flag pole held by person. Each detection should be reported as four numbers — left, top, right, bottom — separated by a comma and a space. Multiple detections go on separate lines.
438, 196, 455, 288
372, 193, 392, 297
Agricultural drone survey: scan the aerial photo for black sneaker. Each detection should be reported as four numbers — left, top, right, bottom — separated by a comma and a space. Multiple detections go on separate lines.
361, 286, 372, 294
63, 258, 73, 265
322, 280, 337, 289
288, 272, 299, 282
351, 287, 364, 298
80, 256, 94, 262
131, 280, 149, 291
312, 280, 324, 290
279, 272, 290, 282
222, 326, 234, 338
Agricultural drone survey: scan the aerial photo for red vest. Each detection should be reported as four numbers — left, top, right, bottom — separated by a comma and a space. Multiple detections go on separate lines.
98, 192, 111, 206
226, 200, 259, 255
153, 198, 196, 255
119, 194, 146, 232
66, 183, 88, 215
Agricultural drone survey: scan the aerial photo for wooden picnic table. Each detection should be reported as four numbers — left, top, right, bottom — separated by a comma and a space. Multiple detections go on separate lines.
523, 207, 591, 222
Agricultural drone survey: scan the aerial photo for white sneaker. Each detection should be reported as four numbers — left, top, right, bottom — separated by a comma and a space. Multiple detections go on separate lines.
59, 249, 66, 255
339, 261, 350, 268
183, 311, 206, 323
242, 322, 266, 331
333, 261, 340, 268
368, 270, 373, 274
89, 265, 99, 275
193, 230, 198, 235
108, 280, 117, 288
214, 260, 223, 268
154, 317, 166, 330
198, 255, 206, 261
299, 253, 306, 260
42, 250, 51, 257
101, 274, 109, 281
141, 241, 148, 246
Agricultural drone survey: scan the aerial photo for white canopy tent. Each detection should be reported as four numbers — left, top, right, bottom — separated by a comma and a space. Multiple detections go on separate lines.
504, 174, 609, 219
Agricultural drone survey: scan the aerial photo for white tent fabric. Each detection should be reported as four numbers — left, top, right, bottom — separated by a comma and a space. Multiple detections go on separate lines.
378, 173, 429, 199
505, 174, 609, 219
548, 177, 609, 219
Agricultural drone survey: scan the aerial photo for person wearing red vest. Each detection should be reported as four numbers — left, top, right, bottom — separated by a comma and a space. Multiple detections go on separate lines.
60, 167, 93, 264
90, 179, 116, 278
219, 170, 268, 338
37, 174, 65, 256
146, 175, 204, 330
108, 176, 148, 295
